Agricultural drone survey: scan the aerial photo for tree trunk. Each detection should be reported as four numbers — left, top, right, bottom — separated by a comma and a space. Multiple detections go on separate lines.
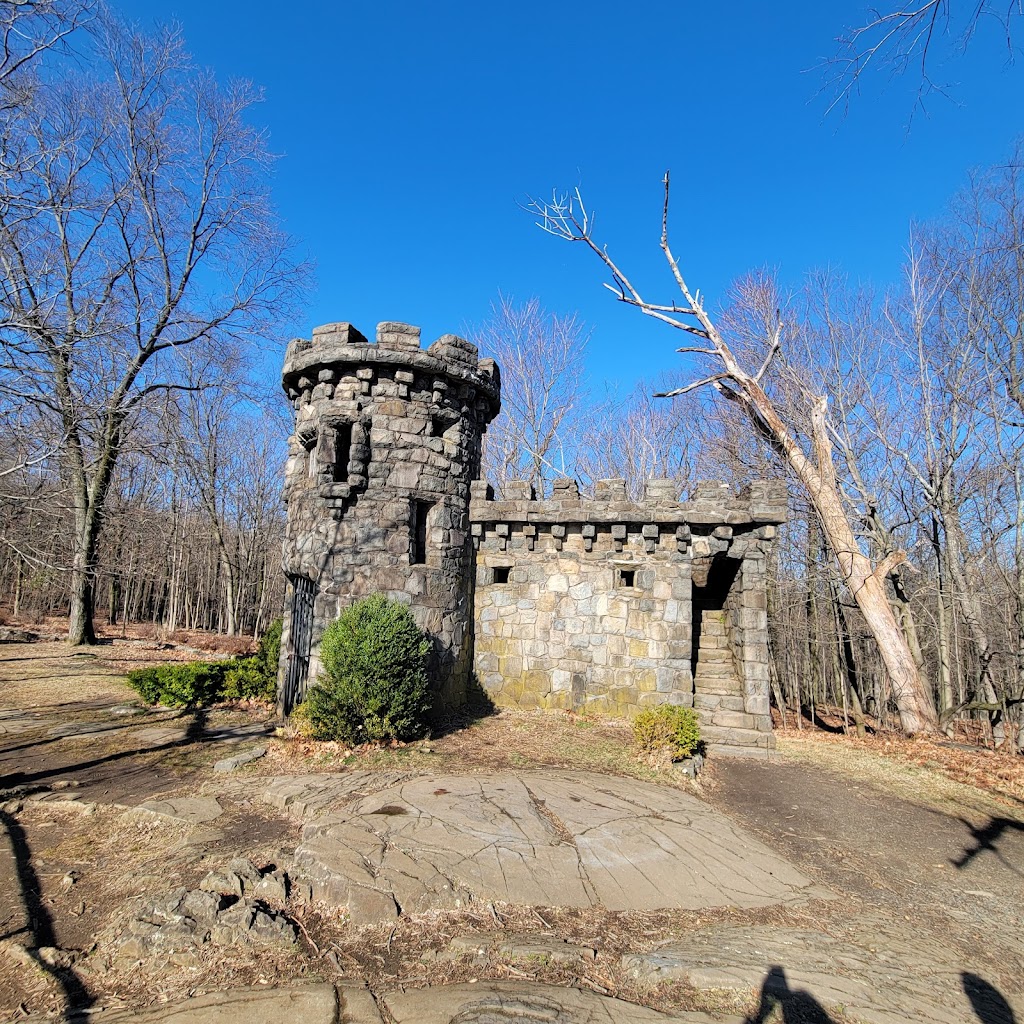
805, 517, 824, 711
68, 530, 99, 646
735, 385, 940, 735
941, 482, 1005, 745
931, 515, 955, 716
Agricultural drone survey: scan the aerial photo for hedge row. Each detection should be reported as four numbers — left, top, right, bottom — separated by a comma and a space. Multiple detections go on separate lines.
127, 619, 281, 707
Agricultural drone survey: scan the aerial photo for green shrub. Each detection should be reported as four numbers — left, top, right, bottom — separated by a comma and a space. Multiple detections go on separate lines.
126, 661, 230, 707
128, 619, 283, 707
632, 704, 701, 760
257, 618, 283, 676
221, 618, 282, 701
222, 657, 272, 701
303, 595, 432, 744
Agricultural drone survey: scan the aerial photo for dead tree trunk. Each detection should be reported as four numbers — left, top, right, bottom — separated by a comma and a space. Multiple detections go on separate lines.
531, 175, 940, 736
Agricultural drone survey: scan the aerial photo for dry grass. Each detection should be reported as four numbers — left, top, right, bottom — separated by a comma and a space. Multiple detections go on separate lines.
265, 707, 692, 789
777, 730, 1024, 820
0, 642, 134, 708
304, 897, 839, 1018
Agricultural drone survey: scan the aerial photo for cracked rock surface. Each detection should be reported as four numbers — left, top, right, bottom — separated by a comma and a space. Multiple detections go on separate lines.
264, 771, 818, 923
621, 923, 1024, 1024
382, 981, 741, 1023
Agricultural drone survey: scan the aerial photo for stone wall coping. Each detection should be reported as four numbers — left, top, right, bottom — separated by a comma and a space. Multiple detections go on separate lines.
283, 322, 500, 414
468, 499, 786, 528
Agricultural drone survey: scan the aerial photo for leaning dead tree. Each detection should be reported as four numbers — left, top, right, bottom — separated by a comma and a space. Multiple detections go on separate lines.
528, 174, 940, 736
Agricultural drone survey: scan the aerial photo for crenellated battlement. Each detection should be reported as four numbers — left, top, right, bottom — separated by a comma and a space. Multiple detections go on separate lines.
469, 477, 787, 530
282, 321, 500, 415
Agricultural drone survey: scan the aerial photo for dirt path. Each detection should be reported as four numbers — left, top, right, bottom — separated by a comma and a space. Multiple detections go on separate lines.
707, 750, 1024, 992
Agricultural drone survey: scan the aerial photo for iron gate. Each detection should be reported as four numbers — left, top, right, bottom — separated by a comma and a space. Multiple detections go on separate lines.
284, 575, 316, 711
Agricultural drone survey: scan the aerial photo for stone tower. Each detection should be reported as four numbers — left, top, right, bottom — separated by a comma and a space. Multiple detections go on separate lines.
278, 321, 500, 713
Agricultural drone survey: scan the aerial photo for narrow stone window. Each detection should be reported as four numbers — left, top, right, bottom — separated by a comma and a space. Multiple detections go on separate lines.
332, 424, 352, 483
410, 499, 433, 565
493, 566, 511, 584
302, 432, 317, 480
617, 568, 636, 589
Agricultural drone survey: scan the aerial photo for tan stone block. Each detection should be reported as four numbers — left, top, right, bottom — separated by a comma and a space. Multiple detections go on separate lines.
628, 639, 649, 659
545, 690, 573, 711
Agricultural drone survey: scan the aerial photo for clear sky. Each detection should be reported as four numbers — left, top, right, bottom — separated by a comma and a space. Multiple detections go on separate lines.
113, 1, 1023, 394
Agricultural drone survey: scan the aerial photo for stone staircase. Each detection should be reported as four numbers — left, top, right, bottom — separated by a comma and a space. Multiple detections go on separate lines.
692, 609, 776, 759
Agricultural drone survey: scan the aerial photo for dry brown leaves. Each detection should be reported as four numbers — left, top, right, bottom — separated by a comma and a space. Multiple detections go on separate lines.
776, 721, 1024, 813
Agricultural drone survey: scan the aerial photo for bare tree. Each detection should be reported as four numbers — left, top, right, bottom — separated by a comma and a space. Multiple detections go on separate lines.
0, 0, 93, 107
528, 175, 940, 736
472, 296, 591, 497
0, 15, 305, 644
825, 1, 1021, 114
581, 380, 703, 499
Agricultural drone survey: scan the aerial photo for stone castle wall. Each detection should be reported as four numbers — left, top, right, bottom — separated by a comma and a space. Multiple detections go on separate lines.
278, 321, 500, 713
278, 317, 786, 756
469, 478, 786, 741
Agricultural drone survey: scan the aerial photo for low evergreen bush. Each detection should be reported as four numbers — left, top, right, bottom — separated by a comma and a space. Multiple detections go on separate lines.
302, 595, 432, 744
127, 618, 283, 707
126, 661, 229, 707
222, 618, 282, 701
632, 704, 701, 760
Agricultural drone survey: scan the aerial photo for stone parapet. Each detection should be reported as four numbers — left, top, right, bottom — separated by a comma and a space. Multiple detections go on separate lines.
469, 477, 787, 528
283, 321, 500, 417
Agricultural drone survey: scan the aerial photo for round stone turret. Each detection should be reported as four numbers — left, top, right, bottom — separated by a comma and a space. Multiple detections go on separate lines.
278, 320, 501, 713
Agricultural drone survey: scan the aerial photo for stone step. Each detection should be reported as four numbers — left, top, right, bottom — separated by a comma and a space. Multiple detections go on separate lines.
698, 724, 773, 748
692, 680, 743, 697
706, 742, 779, 761
695, 649, 732, 665
705, 709, 757, 730
699, 621, 728, 638
693, 668, 741, 686
692, 693, 746, 713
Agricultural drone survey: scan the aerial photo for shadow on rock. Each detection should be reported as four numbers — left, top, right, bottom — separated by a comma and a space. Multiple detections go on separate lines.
745, 965, 835, 1024
0, 807, 94, 1019
963, 972, 1017, 1024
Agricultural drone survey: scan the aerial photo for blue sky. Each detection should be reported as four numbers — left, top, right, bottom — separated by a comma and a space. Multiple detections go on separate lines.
114, 1, 1023, 394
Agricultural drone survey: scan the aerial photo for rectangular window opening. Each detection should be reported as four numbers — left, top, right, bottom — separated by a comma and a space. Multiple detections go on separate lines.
333, 424, 352, 483
493, 566, 511, 584
410, 499, 433, 565
617, 568, 636, 589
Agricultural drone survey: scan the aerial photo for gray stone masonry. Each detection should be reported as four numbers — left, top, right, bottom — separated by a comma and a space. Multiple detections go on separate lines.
276, 318, 786, 755
469, 478, 785, 751
278, 321, 500, 713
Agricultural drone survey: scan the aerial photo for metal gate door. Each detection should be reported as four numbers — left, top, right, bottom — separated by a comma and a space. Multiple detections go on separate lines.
284, 575, 316, 711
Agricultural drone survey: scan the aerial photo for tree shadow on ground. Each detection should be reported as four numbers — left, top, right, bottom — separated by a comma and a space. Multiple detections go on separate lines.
794, 708, 847, 735
0, 807, 94, 1019
963, 972, 1017, 1023
0, 706, 221, 794
952, 816, 1024, 876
